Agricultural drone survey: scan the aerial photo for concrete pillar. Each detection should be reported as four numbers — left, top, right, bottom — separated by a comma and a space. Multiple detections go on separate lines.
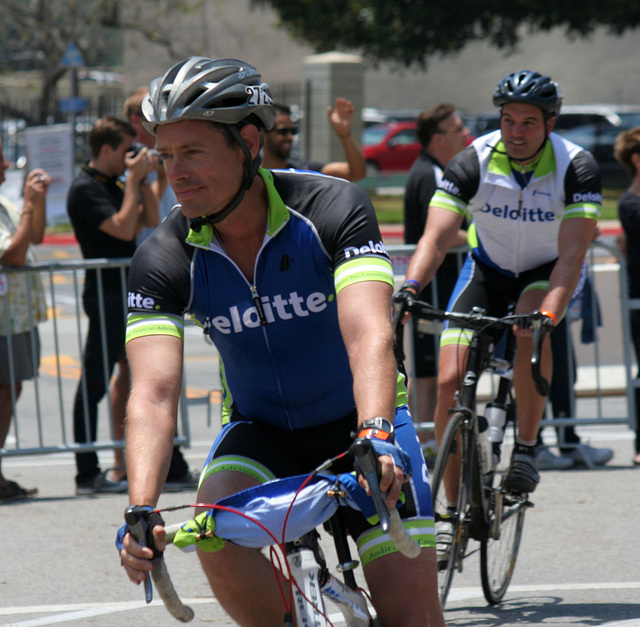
301, 52, 364, 164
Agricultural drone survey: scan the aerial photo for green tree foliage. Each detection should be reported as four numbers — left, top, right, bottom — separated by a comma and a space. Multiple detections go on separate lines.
252, 0, 640, 67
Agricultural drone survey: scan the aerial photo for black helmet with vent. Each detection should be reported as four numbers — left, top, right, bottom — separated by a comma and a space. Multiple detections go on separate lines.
493, 70, 563, 117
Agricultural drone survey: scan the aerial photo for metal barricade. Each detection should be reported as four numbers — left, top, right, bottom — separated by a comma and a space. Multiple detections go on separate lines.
0, 257, 196, 460
387, 240, 637, 450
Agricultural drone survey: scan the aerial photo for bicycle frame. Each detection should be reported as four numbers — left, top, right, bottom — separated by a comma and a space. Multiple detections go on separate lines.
394, 298, 551, 607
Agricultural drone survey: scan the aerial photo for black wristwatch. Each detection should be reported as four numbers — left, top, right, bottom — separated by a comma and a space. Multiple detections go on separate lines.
358, 417, 395, 442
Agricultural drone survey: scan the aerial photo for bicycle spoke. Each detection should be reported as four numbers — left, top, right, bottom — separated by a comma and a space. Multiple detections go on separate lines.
480, 484, 527, 604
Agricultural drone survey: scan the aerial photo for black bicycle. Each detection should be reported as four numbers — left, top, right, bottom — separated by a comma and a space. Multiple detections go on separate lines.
393, 296, 553, 607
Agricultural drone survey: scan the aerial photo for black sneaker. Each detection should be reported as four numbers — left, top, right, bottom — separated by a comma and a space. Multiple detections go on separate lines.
75, 471, 127, 496
163, 469, 199, 493
0, 480, 38, 504
503, 453, 540, 494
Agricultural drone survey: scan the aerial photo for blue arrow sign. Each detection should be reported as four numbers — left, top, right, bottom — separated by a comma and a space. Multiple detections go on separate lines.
60, 43, 85, 68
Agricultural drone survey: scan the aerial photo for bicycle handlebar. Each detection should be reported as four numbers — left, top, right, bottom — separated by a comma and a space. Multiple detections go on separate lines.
154, 440, 422, 622
350, 437, 421, 559
125, 506, 194, 623
393, 295, 553, 397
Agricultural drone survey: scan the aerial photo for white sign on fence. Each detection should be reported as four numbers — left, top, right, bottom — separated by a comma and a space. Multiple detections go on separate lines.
25, 124, 74, 225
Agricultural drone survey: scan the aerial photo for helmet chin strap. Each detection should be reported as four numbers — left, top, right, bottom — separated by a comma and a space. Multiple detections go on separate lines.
508, 134, 548, 165
490, 133, 549, 166
189, 126, 263, 233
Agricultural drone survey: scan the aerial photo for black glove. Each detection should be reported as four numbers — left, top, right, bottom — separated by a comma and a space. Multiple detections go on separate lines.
392, 280, 419, 314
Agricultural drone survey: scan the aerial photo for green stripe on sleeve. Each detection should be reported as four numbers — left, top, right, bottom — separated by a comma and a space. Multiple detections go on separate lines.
334, 257, 394, 294
125, 313, 185, 343
429, 189, 468, 216
562, 203, 600, 221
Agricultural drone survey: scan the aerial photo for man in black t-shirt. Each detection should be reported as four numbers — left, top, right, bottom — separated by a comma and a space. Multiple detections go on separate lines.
403, 104, 469, 450
67, 116, 158, 495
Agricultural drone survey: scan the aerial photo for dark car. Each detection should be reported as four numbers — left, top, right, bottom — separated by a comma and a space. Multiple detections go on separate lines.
470, 104, 640, 187
362, 121, 420, 173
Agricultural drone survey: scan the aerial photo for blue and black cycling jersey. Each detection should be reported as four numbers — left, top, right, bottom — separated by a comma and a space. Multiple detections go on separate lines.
126, 168, 405, 430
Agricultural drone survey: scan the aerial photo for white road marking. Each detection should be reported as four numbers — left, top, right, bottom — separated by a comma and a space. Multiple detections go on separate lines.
1, 583, 639, 625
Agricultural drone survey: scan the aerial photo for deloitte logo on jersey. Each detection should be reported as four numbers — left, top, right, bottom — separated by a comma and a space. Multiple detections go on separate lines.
343, 239, 388, 260
128, 292, 159, 310
206, 291, 329, 334
480, 203, 556, 222
572, 191, 602, 204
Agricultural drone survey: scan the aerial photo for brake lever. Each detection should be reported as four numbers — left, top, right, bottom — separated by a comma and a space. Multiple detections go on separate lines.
350, 438, 391, 533
125, 505, 154, 604
529, 313, 552, 397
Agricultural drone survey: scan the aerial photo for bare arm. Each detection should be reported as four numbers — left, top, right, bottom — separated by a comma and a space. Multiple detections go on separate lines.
540, 217, 598, 321
125, 333, 184, 508
321, 98, 366, 182
337, 279, 403, 506
150, 163, 169, 213
1, 170, 48, 265
404, 205, 465, 292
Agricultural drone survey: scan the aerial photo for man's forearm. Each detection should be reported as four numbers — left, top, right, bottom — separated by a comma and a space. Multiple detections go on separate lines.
338, 134, 366, 182
139, 184, 160, 228
126, 396, 176, 507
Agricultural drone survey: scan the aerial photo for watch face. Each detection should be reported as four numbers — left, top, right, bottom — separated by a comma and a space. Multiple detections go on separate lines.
366, 417, 393, 433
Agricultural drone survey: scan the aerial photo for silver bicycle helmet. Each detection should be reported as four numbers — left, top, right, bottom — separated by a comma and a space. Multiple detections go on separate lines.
493, 70, 563, 117
142, 57, 276, 228
142, 56, 275, 134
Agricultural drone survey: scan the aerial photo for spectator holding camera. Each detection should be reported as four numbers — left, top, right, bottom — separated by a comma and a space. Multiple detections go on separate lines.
67, 116, 159, 495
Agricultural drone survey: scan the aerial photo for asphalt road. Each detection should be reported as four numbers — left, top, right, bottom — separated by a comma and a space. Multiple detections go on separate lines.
0, 414, 638, 626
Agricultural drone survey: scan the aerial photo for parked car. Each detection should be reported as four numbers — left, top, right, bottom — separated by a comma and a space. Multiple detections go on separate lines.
362, 121, 420, 173
469, 104, 640, 187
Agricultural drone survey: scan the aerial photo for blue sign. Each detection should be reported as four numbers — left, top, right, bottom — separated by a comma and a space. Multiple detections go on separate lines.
60, 43, 85, 68
59, 97, 88, 113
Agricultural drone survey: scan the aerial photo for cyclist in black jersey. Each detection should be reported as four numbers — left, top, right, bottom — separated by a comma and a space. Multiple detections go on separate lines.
117, 57, 444, 627
399, 70, 600, 500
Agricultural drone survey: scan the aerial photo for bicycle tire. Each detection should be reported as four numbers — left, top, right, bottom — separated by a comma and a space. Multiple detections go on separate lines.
479, 486, 527, 604
431, 410, 471, 608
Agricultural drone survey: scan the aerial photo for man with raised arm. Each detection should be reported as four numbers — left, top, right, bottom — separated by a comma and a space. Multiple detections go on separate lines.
398, 71, 600, 518
261, 99, 367, 182
118, 57, 444, 626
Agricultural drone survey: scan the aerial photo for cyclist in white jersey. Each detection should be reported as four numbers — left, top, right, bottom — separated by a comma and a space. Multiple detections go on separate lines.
398, 71, 600, 499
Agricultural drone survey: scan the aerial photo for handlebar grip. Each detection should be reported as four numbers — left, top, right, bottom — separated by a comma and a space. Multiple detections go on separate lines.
151, 557, 195, 623
388, 507, 421, 559
164, 522, 183, 543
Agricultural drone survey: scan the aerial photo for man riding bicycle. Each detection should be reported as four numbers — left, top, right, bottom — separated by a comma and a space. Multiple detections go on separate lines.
398, 70, 600, 502
117, 56, 444, 626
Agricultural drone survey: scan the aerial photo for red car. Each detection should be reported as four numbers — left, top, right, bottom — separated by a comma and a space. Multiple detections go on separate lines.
362, 121, 420, 173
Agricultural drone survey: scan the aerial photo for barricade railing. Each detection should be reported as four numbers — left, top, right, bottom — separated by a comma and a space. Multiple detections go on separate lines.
0, 257, 193, 460
387, 240, 637, 452
2, 240, 635, 462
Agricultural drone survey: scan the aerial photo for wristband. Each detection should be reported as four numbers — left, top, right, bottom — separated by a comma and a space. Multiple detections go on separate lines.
358, 417, 395, 442
400, 279, 420, 294
539, 310, 557, 326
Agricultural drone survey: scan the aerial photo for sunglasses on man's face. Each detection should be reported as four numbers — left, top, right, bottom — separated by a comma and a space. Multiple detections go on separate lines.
273, 127, 299, 136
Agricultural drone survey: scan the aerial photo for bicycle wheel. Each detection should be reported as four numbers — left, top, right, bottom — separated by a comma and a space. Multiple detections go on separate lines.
479, 485, 527, 604
431, 411, 471, 607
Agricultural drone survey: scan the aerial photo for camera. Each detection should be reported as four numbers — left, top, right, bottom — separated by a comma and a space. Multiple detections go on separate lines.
129, 142, 162, 162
